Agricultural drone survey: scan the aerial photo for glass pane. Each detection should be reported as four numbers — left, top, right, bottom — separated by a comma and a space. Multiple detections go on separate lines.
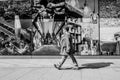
0, 0, 32, 56
100, 0, 120, 55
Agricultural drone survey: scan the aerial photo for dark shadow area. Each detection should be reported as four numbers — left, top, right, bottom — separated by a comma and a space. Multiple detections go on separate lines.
59, 62, 113, 70
81, 62, 113, 69
59, 67, 73, 70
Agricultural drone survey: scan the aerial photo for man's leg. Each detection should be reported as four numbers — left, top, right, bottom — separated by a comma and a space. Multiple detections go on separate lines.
54, 55, 68, 69
58, 55, 68, 67
69, 54, 79, 67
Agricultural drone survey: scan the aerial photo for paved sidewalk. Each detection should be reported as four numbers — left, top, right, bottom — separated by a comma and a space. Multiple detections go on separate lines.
0, 59, 120, 80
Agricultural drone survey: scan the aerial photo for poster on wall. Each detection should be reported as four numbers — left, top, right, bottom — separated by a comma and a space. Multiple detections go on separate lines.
0, 0, 99, 56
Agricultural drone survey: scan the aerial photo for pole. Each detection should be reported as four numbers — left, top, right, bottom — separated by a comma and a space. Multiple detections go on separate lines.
98, 0, 101, 55
94, 0, 95, 12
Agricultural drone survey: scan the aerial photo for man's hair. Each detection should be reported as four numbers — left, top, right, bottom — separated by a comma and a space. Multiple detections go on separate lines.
64, 27, 69, 32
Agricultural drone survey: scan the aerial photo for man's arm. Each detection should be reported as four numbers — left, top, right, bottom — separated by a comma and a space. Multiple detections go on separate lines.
54, 2, 65, 7
65, 36, 70, 53
47, 2, 65, 8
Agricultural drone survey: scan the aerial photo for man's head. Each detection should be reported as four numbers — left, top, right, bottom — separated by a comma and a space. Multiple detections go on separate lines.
63, 27, 69, 33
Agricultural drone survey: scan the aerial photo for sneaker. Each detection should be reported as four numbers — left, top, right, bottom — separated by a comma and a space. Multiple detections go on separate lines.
54, 64, 61, 70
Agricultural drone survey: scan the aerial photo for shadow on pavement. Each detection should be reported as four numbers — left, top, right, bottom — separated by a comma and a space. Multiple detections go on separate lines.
81, 62, 113, 69
59, 62, 113, 70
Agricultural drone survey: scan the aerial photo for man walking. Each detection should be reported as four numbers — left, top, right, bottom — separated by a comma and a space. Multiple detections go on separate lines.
54, 27, 79, 70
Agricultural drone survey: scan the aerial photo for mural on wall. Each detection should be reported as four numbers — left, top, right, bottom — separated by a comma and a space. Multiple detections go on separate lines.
0, 0, 120, 56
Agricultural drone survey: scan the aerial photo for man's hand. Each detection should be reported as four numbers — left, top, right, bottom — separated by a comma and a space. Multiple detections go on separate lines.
47, 3, 56, 8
